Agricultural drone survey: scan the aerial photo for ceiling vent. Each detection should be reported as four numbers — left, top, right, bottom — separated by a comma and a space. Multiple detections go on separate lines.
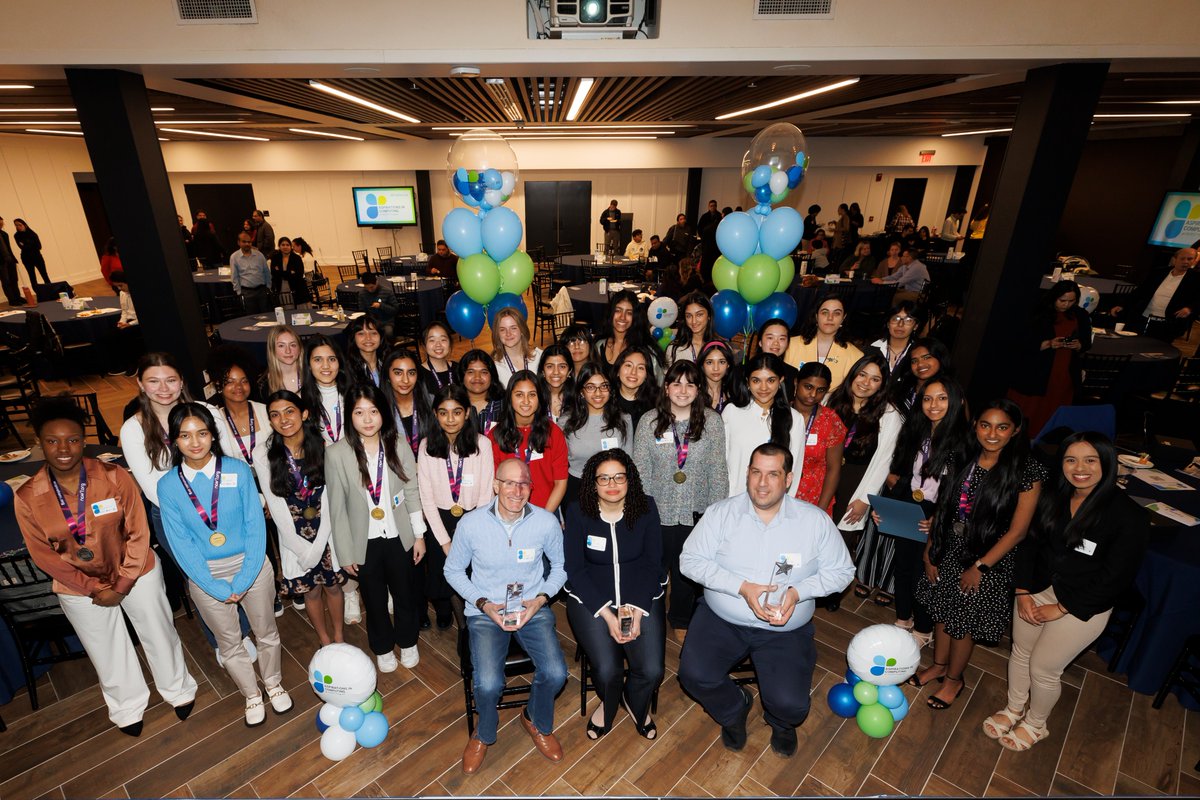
174, 0, 257, 24
753, 0, 834, 19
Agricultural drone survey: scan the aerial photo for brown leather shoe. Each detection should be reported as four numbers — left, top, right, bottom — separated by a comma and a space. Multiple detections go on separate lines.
520, 711, 564, 761
462, 737, 489, 774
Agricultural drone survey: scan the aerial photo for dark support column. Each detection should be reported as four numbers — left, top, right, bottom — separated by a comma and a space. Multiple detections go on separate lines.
415, 170, 435, 251
954, 63, 1109, 406
685, 167, 702, 226
65, 69, 208, 389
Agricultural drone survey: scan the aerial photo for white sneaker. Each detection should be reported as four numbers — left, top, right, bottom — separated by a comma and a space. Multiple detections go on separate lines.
377, 651, 399, 673
243, 636, 258, 663
266, 685, 293, 714
245, 694, 266, 727
344, 590, 363, 625
400, 645, 419, 669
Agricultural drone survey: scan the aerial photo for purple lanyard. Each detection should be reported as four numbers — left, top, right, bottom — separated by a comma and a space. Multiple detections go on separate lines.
670, 419, 690, 470
844, 417, 858, 448
427, 361, 453, 389
957, 463, 978, 521
367, 447, 385, 507
48, 465, 87, 546
445, 454, 465, 504
716, 392, 726, 413
285, 450, 312, 500
503, 352, 527, 378
403, 412, 420, 456
224, 408, 256, 462
520, 428, 535, 463
480, 402, 495, 433
320, 401, 342, 442
177, 459, 222, 532
803, 405, 820, 443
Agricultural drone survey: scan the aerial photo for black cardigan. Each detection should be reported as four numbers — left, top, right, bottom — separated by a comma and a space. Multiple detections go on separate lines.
563, 498, 666, 616
1008, 307, 1092, 396
1013, 491, 1149, 621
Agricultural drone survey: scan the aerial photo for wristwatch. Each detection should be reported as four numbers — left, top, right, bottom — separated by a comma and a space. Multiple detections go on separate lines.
974, 560, 991, 574
536, 592, 551, 605
475, 597, 488, 611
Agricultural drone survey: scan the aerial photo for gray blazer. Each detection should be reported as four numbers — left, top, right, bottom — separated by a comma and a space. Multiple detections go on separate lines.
325, 437, 422, 566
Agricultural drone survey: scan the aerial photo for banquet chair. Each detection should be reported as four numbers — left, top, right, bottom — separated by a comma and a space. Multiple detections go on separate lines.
65, 391, 118, 446
1153, 357, 1200, 402
272, 290, 295, 310
308, 274, 334, 308
1079, 353, 1132, 403
33, 281, 73, 303
390, 283, 422, 351
351, 250, 370, 272
337, 263, 361, 283
0, 347, 41, 428
1093, 585, 1144, 672
213, 294, 246, 323
531, 273, 557, 344
457, 623, 537, 736
1153, 634, 1200, 709
376, 246, 393, 261
1102, 283, 1137, 313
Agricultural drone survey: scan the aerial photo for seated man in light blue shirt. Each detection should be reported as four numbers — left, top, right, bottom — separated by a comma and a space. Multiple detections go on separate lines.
444, 457, 568, 775
678, 442, 854, 758
229, 233, 272, 313
872, 246, 930, 300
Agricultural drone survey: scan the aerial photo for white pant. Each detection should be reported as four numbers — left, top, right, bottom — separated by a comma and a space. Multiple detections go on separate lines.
58, 558, 198, 727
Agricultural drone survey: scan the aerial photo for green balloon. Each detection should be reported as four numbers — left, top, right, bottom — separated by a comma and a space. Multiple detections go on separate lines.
856, 702, 895, 739
657, 331, 673, 352
776, 256, 796, 293
459, 253, 501, 304
713, 256, 740, 292
770, 188, 789, 204
498, 251, 535, 296
372, 690, 383, 713
742, 172, 755, 194
852, 681, 879, 706
737, 253, 781, 305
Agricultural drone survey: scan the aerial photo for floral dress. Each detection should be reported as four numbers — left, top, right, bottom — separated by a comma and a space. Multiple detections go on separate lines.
794, 405, 847, 515
279, 481, 347, 596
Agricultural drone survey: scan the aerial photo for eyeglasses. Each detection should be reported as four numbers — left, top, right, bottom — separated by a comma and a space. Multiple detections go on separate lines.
890, 316, 916, 325
496, 479, 532, 491
595, 473, 628, 486
582, 383, 611, 394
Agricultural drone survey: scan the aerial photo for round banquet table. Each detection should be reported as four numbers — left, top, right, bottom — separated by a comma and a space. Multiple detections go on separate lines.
0, 297, 122, 345
334, 277, 445, 330
557, 255, 641, 286
217, 311, 349, 366
566, 281, 655, 327
1089, 330, 1180, 396
192, 271, 235, 306
1039, 274, 1134, 294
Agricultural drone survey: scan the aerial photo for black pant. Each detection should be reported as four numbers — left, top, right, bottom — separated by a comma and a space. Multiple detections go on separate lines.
358, 537, 419, 655
661, 523, 701, 629
0, 259, 19, 304
241, 285, 271, 314
678, 602, 816, 733
416, 508, 460, 626
893, 536, 933, 633
566, 596, 665, 727
23, 258, 49, 286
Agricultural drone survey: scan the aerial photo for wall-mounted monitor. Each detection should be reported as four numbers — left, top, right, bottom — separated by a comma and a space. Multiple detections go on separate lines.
1147, 191, 1200, 248
352, 186, 417, 227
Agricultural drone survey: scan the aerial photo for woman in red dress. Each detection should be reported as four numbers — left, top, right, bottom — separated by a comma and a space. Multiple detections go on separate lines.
1007, 282, 1092, 438
792, 362, 847, 515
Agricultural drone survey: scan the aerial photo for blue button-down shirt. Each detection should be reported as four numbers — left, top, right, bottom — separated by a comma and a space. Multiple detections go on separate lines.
230, 248, 270, 293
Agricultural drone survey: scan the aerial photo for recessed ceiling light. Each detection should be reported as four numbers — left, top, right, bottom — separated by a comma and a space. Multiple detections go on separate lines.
0, 85, 34, 90
450, 130, 675, 137
565, 78, 595, 122
1151, 100, 1200, 105
773, 64, 811, 71
941, 127, 1013, 137
508, 136, 659, 141
24, 128, 83, 136
158, 128, 269, 141
343, 67, 381, 74
289, 127, 366, 141
308, 80, 420, 123
715, 77, 860, 120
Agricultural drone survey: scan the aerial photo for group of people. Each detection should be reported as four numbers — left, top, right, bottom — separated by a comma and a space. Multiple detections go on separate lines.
13, 267, 1152, 772
0, 214, 51, 306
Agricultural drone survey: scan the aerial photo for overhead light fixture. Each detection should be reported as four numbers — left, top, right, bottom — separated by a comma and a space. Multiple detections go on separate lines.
158, 137, 169, 141
0, 121, 80, 126
307, 80, 420, 124
288, 127, 365, 141
24, 128, 83, 136
158, 127, 269, 141
565, 78, 595, 122
449, 130, 675, 137
432, 123, 696, 131
715, 77, 860, 120
0, 85, 34, 90
508, 135, 659, 141
941, 127, 1013, 137
1152, 100, 1200, 105
1093, 112, 1190, 119
152, 120, 243, 125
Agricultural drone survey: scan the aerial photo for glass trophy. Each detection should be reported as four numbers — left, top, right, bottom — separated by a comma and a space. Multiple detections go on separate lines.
762, 556, 794, 620
618, 604, 634, 637
502, 582, 525, 628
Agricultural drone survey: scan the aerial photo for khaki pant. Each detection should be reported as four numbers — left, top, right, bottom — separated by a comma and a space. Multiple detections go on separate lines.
1007, 586, 1110, 728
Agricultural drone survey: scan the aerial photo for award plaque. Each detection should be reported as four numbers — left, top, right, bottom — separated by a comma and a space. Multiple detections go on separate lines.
618, 604, 634, 637
502, 582, 525, 628
762, 556, 795, 620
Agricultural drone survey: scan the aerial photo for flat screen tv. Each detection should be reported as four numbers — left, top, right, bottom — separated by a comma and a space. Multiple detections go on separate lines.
352, 186, 417, 227
1147, 191, 1200, 248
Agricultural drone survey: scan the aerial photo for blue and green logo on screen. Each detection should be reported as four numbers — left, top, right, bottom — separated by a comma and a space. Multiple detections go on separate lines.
1164, 199, 1200, 241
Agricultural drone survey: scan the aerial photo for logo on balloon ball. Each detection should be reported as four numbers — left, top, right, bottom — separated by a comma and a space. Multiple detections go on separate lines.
312, 670, 334, 693
870, 654, 897, 677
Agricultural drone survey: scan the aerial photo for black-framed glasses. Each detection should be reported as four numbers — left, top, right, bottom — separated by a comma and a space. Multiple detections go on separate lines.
595, 473, 628, 486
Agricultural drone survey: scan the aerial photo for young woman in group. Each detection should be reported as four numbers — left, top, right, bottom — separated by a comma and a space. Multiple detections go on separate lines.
457, 348, 505, 435
612, 346, 660, 431
890, 337, 953, 414
157, 403, 291, 726
207, 345, 270, 467
564, 450, 666, 740
562, 362, 631, 508
259, 324, 305, 398
536, 342, 575, 427
985, 432, 1147, 751
325, 384, 427, 672
491, 307, 542, 388
292, 237, 318, 276
870, 302, 921, 373
864, 377, 970, 631
345, 317, 386, 388
912, 398, 1046, 710
416, 384, 496, 630
632, 360, 727, 643
665, 292, 715, 365
419, 320, 458, 395
791, 362, 846, 516
302, 335, 354, 446
595, 290, 653, 372
488, 369, 569, 514
721, 352, 805, 497
384, 348, 433, 460
699, 340, 746, 413
783, 296, 863, 392
254, 390, 347, 646
561, 325, 594, 374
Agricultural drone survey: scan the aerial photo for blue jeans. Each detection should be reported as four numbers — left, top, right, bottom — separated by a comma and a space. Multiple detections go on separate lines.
466, 605, 567, 744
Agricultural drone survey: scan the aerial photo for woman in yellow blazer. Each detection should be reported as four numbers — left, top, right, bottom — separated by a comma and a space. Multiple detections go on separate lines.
783, 295, 864, 393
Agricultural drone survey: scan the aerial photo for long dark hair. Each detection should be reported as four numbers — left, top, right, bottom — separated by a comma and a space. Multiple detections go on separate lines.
1031, 431, 1120, 550
382, 347, 433, 440
206, 344, 261, 408
537, 343, 576, 409
699, 340, 748, 409
425, 384, 482, 460
577, 448, 650, 527
136, 352, 195, 471
301, 335, 353, 415
563, 361, 627, 439
667, 291, 714, 360
264, 390, 325, 497
342, 383, 407, 486
456, 348, 504, 402
344, 316, 384, 386
826, 353, 891, 458
494, 370, 552, 455
602, 289, 654, 352
798, 296, 850, 346
889, 336, 954, 409
744, 352, 794, 449
891, 376, 970, 482
612, 345, 660, 408
167, 402, 226, 467
1037, 281, 1084, 322
651, 359, 709, 441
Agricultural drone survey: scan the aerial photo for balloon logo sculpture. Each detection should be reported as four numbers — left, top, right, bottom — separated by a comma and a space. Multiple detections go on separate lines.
1077, 285, 1100, 314
443, 129, 535, 340
711, 123, 809, 341
827, 624, 921, 739
648, 296, 679, 351
309, 643, 390, 761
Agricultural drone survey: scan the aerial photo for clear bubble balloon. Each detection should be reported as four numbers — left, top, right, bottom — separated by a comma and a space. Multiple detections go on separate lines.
446, 129, 519, 209
741, 123, 809, 208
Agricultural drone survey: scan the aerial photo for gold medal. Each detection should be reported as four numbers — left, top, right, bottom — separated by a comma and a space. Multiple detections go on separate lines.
912, 489, 924, 502
450, 504, 464, 518
673, 471, 687, 484
371, 507, 386, 521
303, 507, 317, 521
209, 531, 227, 547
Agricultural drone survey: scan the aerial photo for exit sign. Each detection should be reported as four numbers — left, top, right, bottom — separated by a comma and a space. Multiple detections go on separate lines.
919, 150, 936, 163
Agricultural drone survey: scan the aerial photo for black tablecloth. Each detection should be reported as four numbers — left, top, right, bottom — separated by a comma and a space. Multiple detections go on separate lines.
566, 281, 655, 327
788, 279, 895, 324
217, 311, 350, 366
334, 278, 444, 330
558, 255, 641, 286
1039, 275, 1134, 294
0, 298, 122, 345
1090, 332, 1181, 396
192, 271, 235, 306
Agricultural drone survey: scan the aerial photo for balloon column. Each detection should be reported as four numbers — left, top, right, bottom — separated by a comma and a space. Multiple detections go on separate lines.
711, 123, 809, 340
309, 643, 390, 761
826, 624, 921, 739
442, 129, 535, 340
648, 296, 678, 351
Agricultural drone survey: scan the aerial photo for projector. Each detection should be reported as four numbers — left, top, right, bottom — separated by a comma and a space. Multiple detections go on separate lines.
546, 0, 643, 39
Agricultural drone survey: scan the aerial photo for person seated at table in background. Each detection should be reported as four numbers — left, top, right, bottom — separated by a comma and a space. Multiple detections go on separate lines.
1111, 246, 1199, 342
1007, 281, 1092, 439
872, 247, 930, 303
625, 229, 649, 261
986, 431, 1147, 752
665, 213, 697, 261
658, 256, 703, 302
872, 241, 902, 279
230, 232, 271, 314
17, 398, 199, 737
105, 270, 142, 377
426, 239, 459, 279
358, 273, 397, 340
647, 234, 675, 269
783, 296, 864, 393
838, 241, 876, 279
269, 237, 309, 305
807, 239, 831, 275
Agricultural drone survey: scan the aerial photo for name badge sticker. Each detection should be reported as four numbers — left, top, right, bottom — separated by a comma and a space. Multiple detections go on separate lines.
529, 450, 544, 462
586, 535, 607, 552
392, 493, 402, 509
462, 473, 475, 487
516, 547, 540, 563
1074, 538, 1097, 556
600, 437, 619, 451
806, 433, 819, 447
654, 431, 675, 445
219, 472, 238, 488
90, 498, 119, 516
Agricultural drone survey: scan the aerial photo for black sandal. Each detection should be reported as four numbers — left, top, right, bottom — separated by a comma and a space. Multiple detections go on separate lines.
853, 584, 871, 599
927, 675, 966, 710
873, 591, 894, 607
586, 717, 610, 740
907, 660, 947, 688
623, 699, 657, 740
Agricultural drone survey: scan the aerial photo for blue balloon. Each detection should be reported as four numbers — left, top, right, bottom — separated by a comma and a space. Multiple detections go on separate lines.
339, 705, 365, 732
877, 684, 905, 710
787, 164, 804, 189
755, 202, 772, 216
711, 289, 749, 339
315, 713, 329, 734
827, 682, 861, 719
0, 482, 12, 508
462, 193, 481, 208
754, 185, 772, 203
759, 206, 804, 260
452, 175, 471, 196
845, 668, 861, 686
751, 165, 772, 188
795, 150, 806, 166
480, 206, 523, 262
355, 711, 389, 748
888, 694, 909, 722
446, 290, 486, 339
651, 326, 663, 339
715, 212, 759, 266
487, 293, 528, 327
482, 168, 503, 190
755, 292, 798, 329
442, 208, 483, 258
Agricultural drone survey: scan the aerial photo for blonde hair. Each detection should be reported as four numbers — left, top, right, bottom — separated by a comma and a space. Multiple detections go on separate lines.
490, 307, 533, 361
265, 324, 305, 393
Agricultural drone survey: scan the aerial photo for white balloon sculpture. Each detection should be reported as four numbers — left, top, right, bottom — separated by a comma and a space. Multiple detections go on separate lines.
309, 643, 390, 760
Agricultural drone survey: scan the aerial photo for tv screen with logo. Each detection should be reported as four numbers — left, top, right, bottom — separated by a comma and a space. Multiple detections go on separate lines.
352, 186, 418, 227
1147, 191, 1200, 248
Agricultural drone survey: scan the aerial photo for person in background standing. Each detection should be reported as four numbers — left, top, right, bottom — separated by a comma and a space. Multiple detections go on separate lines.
600, 200, 622, 255
269, 236, 308, 304
665, 213, 696, 261
106, 270, 143, 377
890, 205, 914, 234
939, 210, 965, 252
251, 210, 275, 259
802, 205, 822, 248
848, 202, 864, 247
100, 238, 123, 289
178, 215, 194, 259
230, 233, 271, 314
292, 237, 318, 277
831, 205, 851, 265
0, 216, 24, 306
1111, 246, 1199, 342
13, 219, 50, 286
191, 211, 223, 269
698, 200, 723, 285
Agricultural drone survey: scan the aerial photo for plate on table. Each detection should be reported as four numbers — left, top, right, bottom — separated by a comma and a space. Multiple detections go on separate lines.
1118, 454, 1154, 469
1115, 330, 1138, 337
0, 449, 31, 463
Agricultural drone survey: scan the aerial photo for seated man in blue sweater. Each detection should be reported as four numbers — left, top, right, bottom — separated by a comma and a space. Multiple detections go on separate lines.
872, 246, 930, 302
